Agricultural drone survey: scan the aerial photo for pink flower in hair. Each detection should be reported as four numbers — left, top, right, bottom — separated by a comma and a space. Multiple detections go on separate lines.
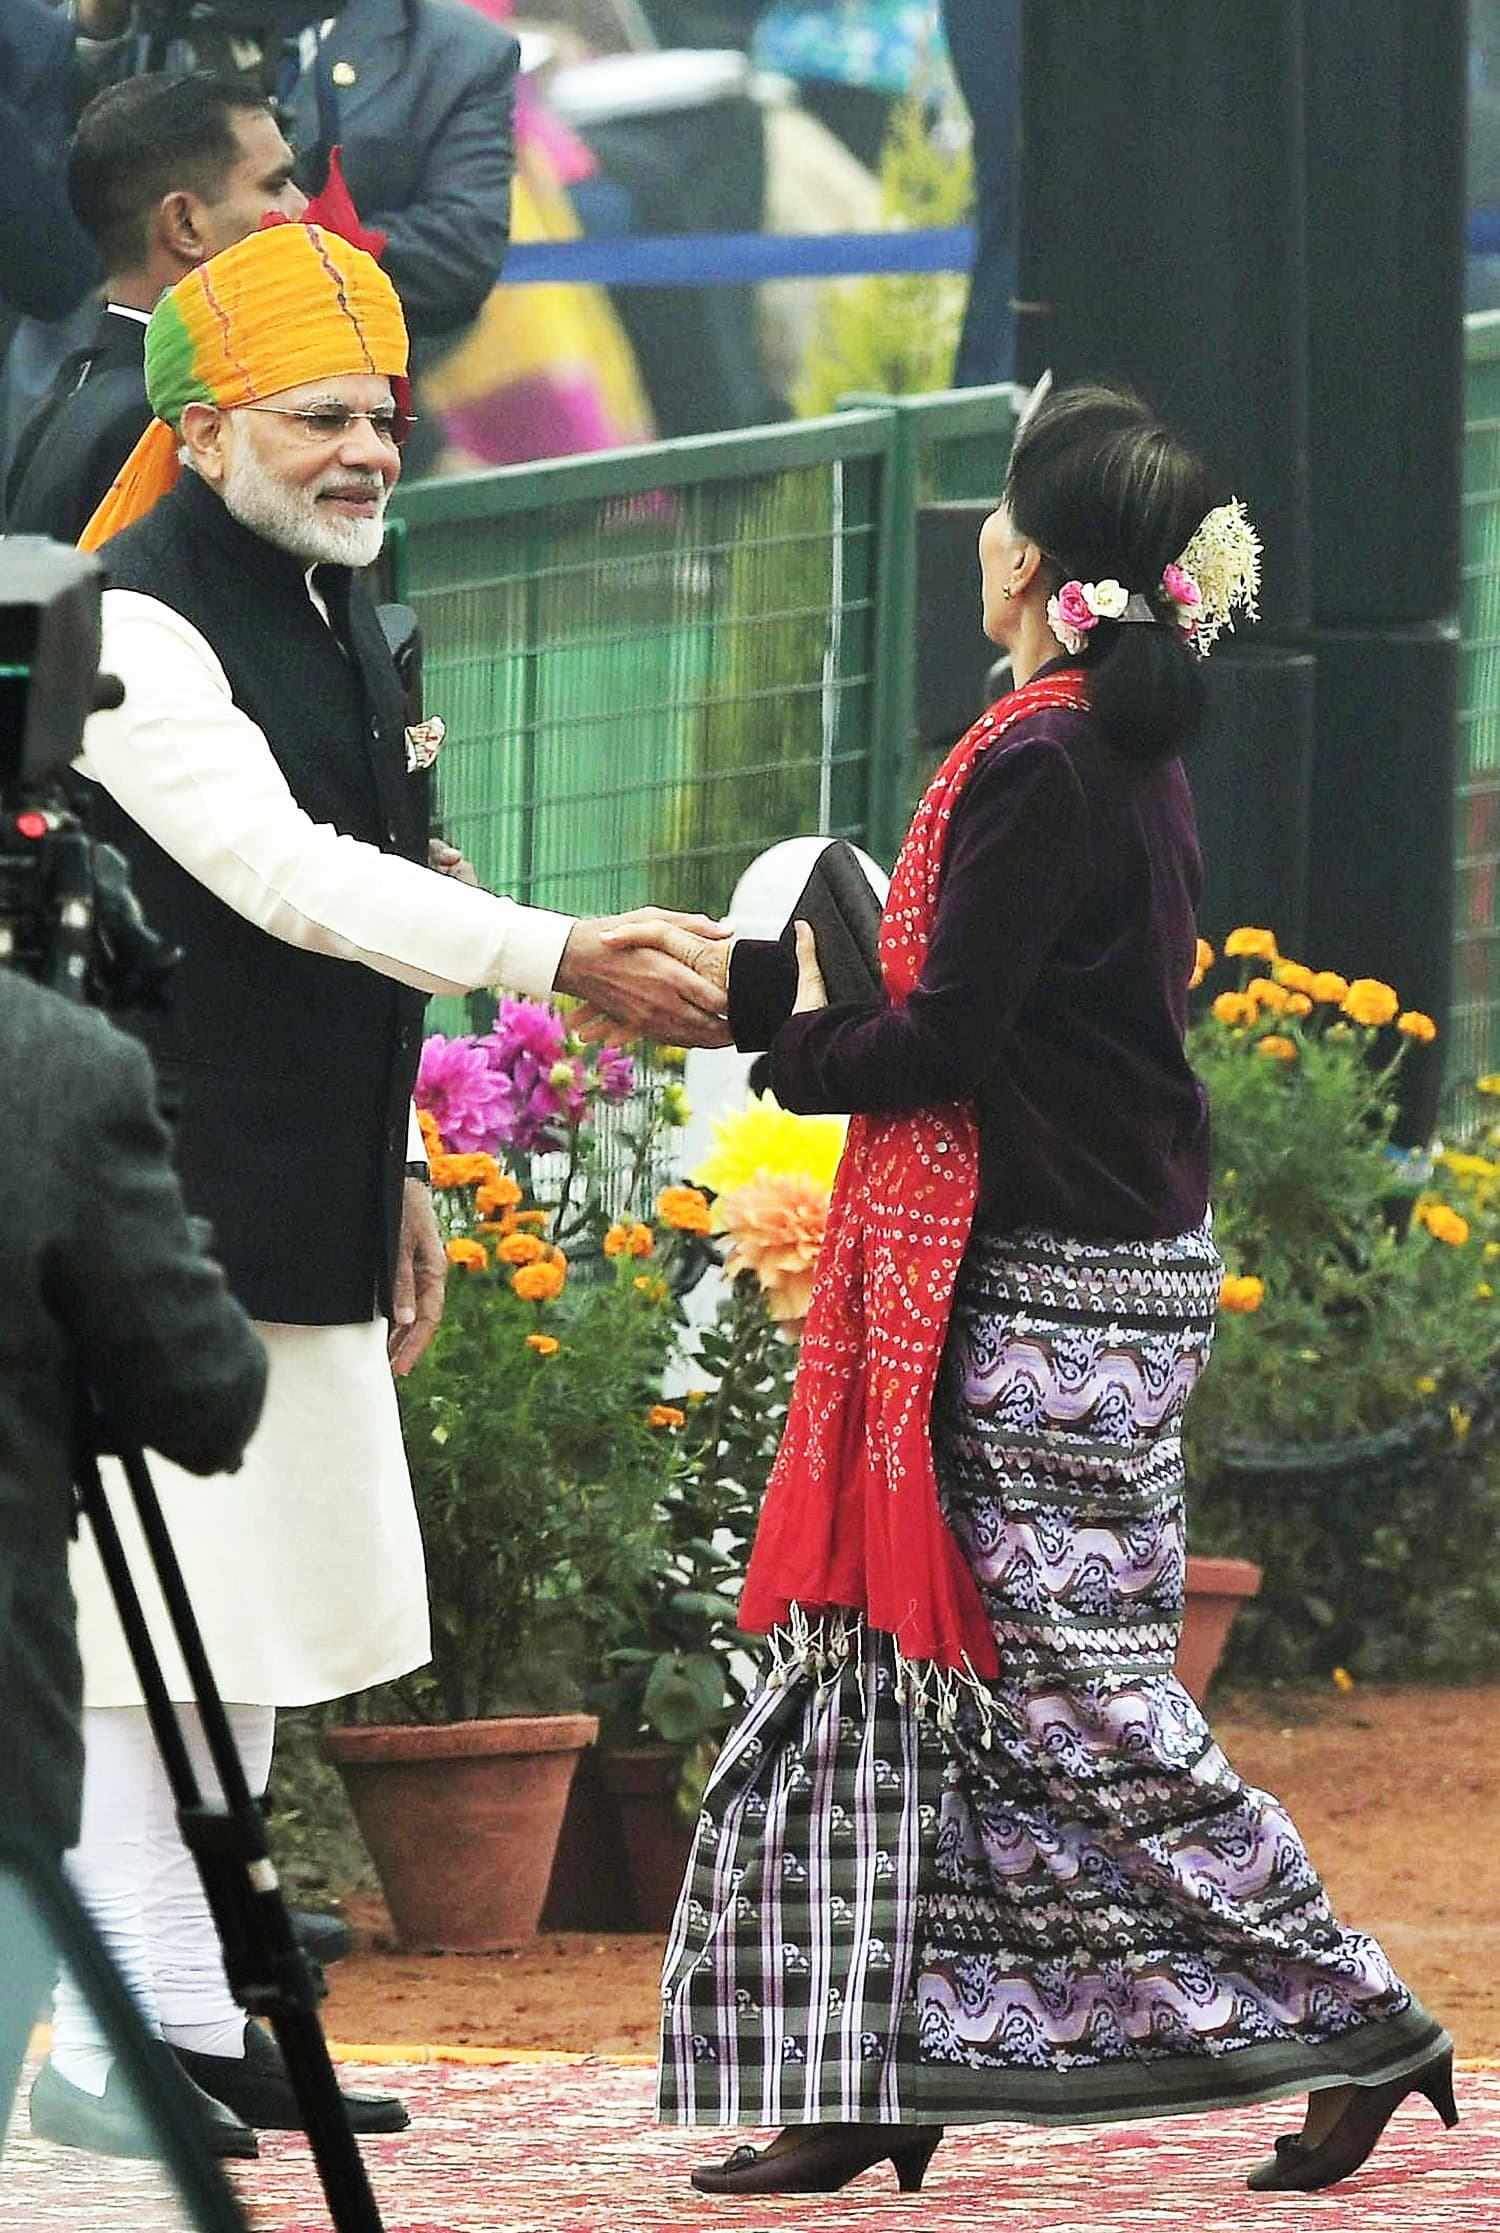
1055, 581, 1095, 632
1162, 563, 1203, 613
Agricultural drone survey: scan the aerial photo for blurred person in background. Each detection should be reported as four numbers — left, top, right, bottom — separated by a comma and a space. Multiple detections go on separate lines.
6, 72, 307, 544
0, 0, 101, 330
748, 0, 950, 171
0, 0, 103, 506
5, 0, 521, 481
0, 965, 267, 2155
422, 2, 653, 466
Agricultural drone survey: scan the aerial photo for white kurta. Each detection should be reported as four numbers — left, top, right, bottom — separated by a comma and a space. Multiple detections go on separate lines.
71, 580, 576, 1708
76, 1320, 425, 1708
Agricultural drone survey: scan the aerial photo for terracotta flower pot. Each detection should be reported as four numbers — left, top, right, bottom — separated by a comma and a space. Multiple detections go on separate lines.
597, 1745, 697, 1935
1174, 1555, 1262, 1702
322, 1714, 597, 1952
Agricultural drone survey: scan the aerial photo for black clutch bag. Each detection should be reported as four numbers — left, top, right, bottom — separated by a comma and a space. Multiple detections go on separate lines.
781, 839, 885, 1005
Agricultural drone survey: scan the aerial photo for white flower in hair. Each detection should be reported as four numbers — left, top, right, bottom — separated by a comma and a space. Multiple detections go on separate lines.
1087, 579, 1129, 620
1171, 499, 1262, 656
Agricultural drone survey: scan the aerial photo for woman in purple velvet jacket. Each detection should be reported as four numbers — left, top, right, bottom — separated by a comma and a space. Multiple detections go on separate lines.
643, 384, 1455, 2202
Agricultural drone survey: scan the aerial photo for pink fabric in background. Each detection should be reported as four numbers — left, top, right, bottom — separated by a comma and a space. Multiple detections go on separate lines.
459, 0, 597, 181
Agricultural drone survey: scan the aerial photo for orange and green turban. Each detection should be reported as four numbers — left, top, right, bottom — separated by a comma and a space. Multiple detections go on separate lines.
79, 220, 408, 552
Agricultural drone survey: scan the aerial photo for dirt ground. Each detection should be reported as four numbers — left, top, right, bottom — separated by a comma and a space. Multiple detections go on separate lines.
319, 1685, 1500, 2060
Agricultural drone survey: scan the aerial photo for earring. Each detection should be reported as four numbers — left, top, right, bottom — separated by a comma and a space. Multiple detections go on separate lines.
1002, 585, 1015, 600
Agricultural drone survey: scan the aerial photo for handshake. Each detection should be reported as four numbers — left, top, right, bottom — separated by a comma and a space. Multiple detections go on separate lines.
554, 909, 830, 1047
553, 907, 737, 1048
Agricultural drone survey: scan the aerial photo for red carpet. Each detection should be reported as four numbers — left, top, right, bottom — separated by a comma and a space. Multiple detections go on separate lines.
5, 2058, 1498, 2232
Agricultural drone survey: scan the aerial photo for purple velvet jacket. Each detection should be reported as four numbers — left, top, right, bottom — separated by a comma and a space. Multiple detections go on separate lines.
727, 685, 1211, 1243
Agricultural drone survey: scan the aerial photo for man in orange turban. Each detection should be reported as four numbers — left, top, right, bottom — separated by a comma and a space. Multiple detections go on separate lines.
41, 218, 730, 2160
80, 215, 407, 552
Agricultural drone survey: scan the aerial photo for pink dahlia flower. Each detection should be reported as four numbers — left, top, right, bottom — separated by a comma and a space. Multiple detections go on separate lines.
414, 1034, 511, 1153
480, 998, 581, 1153
592, 1044, 636, 1102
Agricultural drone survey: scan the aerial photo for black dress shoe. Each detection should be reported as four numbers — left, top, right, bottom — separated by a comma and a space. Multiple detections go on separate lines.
28, 2053, 259, 2160
173, 2020, 410, 2134
1246, 2047, 1459, 2193
691, 2123, 942, 2195
291, 1908, 354, 1966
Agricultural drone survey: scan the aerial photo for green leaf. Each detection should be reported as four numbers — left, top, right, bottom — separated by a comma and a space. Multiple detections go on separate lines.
641, 1652, 728, 1744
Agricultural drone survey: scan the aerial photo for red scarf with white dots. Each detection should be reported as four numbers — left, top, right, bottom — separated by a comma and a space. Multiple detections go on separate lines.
738, 671, 1091, 1683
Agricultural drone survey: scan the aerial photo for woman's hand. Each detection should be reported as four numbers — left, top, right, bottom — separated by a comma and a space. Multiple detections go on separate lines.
792, 920, 828, 1013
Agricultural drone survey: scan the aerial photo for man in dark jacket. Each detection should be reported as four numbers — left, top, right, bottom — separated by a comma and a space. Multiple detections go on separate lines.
43, 215, 725, 2156
0, 965, 267, 2147
7, 71, 306, 545
72, 0, 517, 347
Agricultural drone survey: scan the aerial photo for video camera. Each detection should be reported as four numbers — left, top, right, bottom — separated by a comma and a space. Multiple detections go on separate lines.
0, 539, 176, 1008
113, 4, 348, 95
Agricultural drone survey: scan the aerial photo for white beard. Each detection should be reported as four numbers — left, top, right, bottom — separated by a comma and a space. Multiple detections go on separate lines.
220, 439, 389, 569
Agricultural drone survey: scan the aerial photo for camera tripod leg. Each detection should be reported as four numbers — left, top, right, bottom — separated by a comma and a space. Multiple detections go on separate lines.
77, 1436, 388, 2233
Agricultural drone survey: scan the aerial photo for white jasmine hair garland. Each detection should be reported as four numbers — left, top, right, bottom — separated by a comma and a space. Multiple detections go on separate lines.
1045, 498, 1262, 660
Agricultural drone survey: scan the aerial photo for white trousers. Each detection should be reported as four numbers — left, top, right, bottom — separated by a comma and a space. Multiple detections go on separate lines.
52, 1703, 276, 2092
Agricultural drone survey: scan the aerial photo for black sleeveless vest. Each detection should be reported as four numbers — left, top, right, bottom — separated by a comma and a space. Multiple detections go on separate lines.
93, 472, 430, 1323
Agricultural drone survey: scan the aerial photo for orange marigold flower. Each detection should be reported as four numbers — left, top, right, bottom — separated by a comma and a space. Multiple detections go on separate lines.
429, 1151, 502, 1191
656, 1184, 713, 1234
1417, 1201, 1470, 1248
513, 1208, 549, 1229
1396, 1010, 1438, 1043
1212, 991, 1259, 1028
605, 1221, 654, 1259
603, 1223, 630, 1258
416, 1107, 443, 1157
1218, 1273, 1265, 1313
525, 1333, 560, 1356
511, 1259, 566, 1302
1256, 1035, 1298, 1063
1273, 960, 1317, 995
1223, 926, 1278, 961
1309, 971, 1350, 1004
646, 1404, 686, 1430
1341, 978, 1400, 1028
1188, 937, 1215, 990
1283, 992, 1314, 1017
445, 1237, 488, 1270
1246, 976, 1291, 1013
475, 1171, 523, 1217
495, 1232, 547, 1266
633, 1274, 669, 1301
627, 1222, 654, 1257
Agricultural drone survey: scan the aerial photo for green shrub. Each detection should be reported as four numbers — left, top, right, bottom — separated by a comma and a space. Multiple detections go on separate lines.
1183, 930, 1500, 1680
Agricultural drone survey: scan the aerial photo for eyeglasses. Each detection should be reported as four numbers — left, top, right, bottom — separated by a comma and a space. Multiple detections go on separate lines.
234, 403, 417, 448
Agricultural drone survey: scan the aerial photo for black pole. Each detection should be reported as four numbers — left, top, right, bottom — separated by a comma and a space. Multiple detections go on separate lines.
1015, 1, 1317, 951
78, 1438, 388, 2233
1300, 0, 1467, 1136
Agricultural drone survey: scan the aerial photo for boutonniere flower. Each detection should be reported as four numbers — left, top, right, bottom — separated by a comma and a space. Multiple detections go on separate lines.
405, 716, 446, 773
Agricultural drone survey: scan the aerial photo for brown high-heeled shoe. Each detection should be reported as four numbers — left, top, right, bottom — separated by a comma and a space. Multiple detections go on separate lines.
1246, 2046, 1458, 2193
690, 2122, 943, 2195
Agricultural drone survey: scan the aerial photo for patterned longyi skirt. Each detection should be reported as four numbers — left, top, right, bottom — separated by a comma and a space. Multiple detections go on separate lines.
659, 1221, 1447, 2129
